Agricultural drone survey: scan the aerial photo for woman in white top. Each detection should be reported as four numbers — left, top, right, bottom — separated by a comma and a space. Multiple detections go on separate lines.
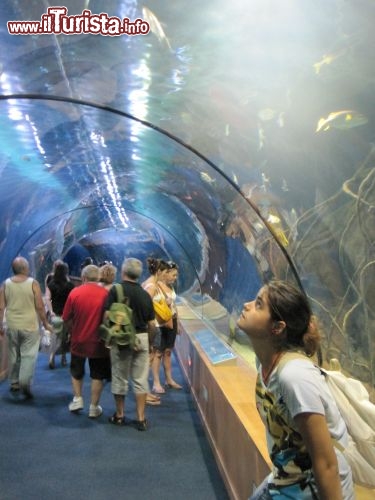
237, 280, 354, 500
142, 258, 170, 401
154, 261, 182, 391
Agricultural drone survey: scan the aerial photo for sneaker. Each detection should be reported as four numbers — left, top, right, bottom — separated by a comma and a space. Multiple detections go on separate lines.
69, 396, 84, 412
88, 404, 103, 418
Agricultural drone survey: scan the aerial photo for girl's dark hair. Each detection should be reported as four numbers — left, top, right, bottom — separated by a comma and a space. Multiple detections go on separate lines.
53, 260, 69, 283
266, 280, 320, 357
80, 257, 93, 269
147, 258, 175, 275
159, 260, 176, 271
147, 257, 160, 275
165, 260, 178, 270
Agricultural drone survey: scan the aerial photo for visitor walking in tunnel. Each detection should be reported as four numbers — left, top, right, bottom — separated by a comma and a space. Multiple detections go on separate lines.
105, 258, 156, 430
62, 264, 111, 418
0, 257, 52, 399
44, 260, 75, 369
237, 280, 354, 500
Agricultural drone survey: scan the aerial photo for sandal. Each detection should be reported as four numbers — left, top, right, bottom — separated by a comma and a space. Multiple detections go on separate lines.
165, 381, 182, 390
152, 385, 165, 394
108, 413, 126, 426
146, 398, 161, 406
147, 393, 160, 401
134, 419, 148, 431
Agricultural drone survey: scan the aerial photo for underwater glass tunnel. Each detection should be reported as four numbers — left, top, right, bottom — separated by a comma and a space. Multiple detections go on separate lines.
0, 0, 374, 387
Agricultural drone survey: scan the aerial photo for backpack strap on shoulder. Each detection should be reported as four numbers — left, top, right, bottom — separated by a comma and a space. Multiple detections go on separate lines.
277, 351, 312, 374
114, 283, 124, 303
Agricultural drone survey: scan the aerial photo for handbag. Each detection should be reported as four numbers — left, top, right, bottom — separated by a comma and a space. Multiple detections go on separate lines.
51, 315, 64, 336
39, 326, 51, 354
153, 297, 173, 322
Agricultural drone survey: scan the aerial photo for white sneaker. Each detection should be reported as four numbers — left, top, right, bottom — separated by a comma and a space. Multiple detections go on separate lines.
88, 404, 103, 418
69, 396, 84, 412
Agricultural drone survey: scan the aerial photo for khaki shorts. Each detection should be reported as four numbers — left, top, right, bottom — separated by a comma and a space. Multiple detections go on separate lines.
110, 332, 149, 395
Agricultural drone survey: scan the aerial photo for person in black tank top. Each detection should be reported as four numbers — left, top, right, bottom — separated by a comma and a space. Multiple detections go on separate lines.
45, 260, 74, 368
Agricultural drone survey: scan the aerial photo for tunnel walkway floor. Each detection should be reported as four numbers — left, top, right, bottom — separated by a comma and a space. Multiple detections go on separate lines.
0, 350, 229, 500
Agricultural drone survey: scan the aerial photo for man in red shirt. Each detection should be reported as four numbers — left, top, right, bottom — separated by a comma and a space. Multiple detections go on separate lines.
62, 264, 110, 418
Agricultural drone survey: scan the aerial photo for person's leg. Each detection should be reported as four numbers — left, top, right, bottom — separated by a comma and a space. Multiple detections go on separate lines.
146, 348, 160, 404
113, 393, 125, 418
90, 378, 103, 406
18, 329, 40, 394
69, 355, 85, 411
7, 329, 21, 388
109, 346, 130, 423
151, 327, 165, 393
88, 357, 111, 405
163, 348, 172, 381
135, 392, 147, 422
70, 355, 85, 397
151, 350, 164, 393
88, 378, 104, 418
131, 333, 149, 429
87, 357, 111, 418
163, 327, 181, 389
71, 376, 83, 397
163, 349, 181, 388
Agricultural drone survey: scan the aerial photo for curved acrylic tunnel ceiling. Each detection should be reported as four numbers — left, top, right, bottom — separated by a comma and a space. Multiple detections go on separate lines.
1, 0, 375, 386
0, 95, 287, 299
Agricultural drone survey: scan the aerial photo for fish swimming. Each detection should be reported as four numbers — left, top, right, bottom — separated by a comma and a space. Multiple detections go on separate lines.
200, 171, 216, 184
316, 110, 368, 132
313, 52, 344, 75
142, 7, 172, 51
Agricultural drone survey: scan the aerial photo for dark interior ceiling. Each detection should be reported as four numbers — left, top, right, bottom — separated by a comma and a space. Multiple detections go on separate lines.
1, 0, 375, 382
